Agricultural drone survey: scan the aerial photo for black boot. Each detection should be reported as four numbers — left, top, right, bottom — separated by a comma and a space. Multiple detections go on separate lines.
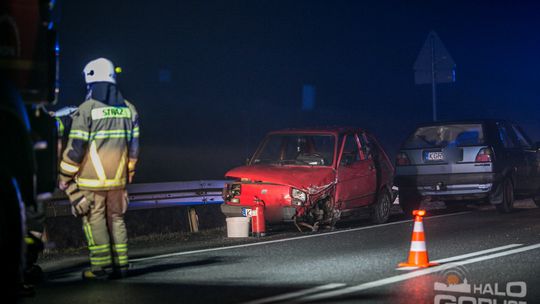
109, 266, 128, 280
18, 283, 36, 297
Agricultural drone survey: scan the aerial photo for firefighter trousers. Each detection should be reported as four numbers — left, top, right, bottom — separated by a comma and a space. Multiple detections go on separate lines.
81, 189, 129, 272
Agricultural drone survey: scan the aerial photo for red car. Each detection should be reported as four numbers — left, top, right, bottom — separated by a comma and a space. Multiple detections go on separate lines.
221, 127, 395, 230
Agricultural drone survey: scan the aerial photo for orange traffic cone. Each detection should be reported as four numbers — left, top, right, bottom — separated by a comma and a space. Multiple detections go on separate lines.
398, 210, 438, 268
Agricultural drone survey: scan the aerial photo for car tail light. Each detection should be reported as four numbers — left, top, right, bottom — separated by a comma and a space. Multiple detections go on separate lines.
475, 147, 493, 163
396, 152, 410, 166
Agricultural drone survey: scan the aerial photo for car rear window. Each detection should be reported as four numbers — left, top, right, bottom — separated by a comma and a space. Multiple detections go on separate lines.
403, 124, 485, 149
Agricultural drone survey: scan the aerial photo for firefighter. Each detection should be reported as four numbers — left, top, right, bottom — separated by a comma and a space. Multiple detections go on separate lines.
58, 58, 140, 280
52, 106, 78, 154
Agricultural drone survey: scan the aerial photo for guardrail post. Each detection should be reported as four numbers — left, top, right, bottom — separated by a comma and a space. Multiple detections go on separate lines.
188, 207, 199, 233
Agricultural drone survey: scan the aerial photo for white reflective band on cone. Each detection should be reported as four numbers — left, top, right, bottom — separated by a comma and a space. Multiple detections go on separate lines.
410, 241, 427, 251
413, 222, 424, 232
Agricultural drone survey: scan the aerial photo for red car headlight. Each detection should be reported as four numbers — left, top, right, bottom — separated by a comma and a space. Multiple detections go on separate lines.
291, 188, 307, 206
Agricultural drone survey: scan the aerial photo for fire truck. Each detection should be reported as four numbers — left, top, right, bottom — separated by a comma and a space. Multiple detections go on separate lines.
0, 0, 58, 297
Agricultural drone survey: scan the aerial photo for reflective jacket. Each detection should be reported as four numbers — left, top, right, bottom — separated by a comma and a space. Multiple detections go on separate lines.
59, 99, 140, 191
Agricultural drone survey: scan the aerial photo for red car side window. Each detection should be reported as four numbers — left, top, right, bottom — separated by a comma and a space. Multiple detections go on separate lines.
340, 134, 361, 166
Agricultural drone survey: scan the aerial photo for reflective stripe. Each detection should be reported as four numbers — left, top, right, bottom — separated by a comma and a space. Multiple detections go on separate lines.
91, 107, 132, 120
410, 241, 427, 252
77, 178, 126, 188
91, 129, 133, 140
116, 261, 129, 266
77, 178, 126, 189
90, 256, 112, 266
132, 127, 140, 138
114, 153, 127, 181
69, 130, 90, 141
60, 161, 79, 174
83, 223, 95, 246
114, 244, 128, 252
89, 244, 110, 250
25, 237, 35, 245
84, 224, 95, 245
89, 141, 107, 181
83, 225, 89, 244
113, 243, 128, 265
80, 141, 128, 189
90, 248, 111, 254
91, 261, 112, 266
90, 245, 111, 254
91, 256, 112, 261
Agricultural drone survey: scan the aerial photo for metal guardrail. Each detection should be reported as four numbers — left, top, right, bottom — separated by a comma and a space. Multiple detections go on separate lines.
45, 180, 228, 218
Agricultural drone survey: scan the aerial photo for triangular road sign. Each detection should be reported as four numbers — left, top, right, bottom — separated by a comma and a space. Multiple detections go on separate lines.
414, 31, 456, 84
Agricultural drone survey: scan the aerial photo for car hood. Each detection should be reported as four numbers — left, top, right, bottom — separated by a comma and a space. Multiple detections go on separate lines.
225, 165, 336, 194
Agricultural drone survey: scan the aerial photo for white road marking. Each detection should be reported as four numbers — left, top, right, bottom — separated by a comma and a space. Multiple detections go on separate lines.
130, 211, 470, 263
395, 243, 523, 270
291, 243, 540, 303
432, 243, 523, 264
240, 283, 346, 304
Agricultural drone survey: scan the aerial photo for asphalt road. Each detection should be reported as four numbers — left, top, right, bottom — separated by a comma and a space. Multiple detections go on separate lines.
22, 200, 540, 304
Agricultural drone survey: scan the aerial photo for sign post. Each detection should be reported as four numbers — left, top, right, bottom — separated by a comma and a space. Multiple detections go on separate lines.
414, 31, 456, 121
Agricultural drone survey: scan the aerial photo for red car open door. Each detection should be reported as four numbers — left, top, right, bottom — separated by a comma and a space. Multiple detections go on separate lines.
335, 133, 377, 209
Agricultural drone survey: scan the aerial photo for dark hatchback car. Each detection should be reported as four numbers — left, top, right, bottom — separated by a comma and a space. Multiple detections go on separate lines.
394, 120, 540, 214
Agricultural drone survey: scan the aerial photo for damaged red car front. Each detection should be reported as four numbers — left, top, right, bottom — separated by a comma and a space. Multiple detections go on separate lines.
221, 128, 395, 231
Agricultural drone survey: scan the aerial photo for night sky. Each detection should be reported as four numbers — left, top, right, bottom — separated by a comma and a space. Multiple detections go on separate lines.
54, 1, 540, 182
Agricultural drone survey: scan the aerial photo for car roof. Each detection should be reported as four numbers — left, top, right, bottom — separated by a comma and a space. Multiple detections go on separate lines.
268, 126, 367, 136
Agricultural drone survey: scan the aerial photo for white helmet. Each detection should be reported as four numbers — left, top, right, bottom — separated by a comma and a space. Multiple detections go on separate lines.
83, 57, 116, 84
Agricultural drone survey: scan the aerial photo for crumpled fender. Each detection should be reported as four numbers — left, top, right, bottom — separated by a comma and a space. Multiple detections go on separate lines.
226, 165, 338, 218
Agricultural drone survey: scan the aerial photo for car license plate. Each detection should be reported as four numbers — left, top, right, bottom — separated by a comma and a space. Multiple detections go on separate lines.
424, 151, 444, 161
241, 208, 252, 217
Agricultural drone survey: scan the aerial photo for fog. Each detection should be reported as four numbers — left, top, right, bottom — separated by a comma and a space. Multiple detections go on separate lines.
54, 1, 540, 182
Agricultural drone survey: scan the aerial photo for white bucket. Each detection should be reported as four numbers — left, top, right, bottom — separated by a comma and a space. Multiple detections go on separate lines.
226, 217, 250, 238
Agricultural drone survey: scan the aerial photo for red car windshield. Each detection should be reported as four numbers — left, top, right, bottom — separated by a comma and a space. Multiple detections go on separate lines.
252, 134, 335, 166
